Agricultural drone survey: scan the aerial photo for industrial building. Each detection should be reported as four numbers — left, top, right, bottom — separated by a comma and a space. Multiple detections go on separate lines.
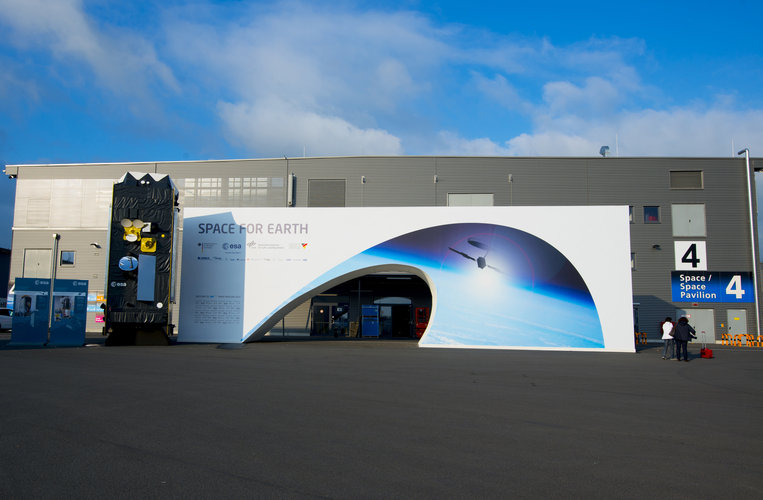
4, 155, 761, 342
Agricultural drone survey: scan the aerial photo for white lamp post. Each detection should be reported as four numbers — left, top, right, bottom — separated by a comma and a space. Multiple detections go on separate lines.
48, 232, 60, 342
738, 148, 761, 337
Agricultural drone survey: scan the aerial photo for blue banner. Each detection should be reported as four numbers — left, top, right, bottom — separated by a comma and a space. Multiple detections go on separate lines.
10, 278, 51, 346
49, 279, 88, 347
671, 271, 754, 303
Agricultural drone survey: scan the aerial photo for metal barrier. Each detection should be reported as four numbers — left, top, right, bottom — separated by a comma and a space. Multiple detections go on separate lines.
633, 332, 763, 348
719, 333, 763, 347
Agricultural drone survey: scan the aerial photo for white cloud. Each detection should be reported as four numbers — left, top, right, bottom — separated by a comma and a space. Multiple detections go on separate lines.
218, 99, 402, 157
504, 105, 763, 156
162, 3, 451, 156
0, 0, 178, 97
164, 4, 449, 106
467, 36, 762, 157
433, 132, 511, 156
505, 131, 599, 156
1, 0, 759, 161
542, 77, 622, 117
612, 107, 763, 156
472, 73, 530, 114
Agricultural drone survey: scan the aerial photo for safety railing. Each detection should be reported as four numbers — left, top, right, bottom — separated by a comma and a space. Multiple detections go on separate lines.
640, 333, 763, 347
720, 333, 763, 347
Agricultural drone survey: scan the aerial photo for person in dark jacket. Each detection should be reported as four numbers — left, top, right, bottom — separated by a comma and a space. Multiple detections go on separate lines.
673, 317, 696, 362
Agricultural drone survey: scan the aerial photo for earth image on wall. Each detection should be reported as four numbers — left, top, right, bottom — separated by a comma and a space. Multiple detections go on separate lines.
267, 223, 604, 349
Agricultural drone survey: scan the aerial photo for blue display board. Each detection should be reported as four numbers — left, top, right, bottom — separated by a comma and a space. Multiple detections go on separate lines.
48, 279, 89, 346
361, 305, 379, 337
671, 271, 754, 303
10, 278, 51, 346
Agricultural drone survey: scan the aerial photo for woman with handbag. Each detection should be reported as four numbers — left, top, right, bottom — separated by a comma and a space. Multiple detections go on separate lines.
661, 317, 675, 359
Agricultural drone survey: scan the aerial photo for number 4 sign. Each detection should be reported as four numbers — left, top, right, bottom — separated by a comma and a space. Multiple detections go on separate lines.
725, 274, 746, 300
674, 241, 707, 270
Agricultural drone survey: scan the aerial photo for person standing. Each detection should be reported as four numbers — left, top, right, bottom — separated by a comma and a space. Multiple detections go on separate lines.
673, 316, 696, 362
661, 317, 675, 359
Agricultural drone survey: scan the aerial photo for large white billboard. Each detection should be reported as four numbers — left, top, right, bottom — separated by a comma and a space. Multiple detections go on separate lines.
178, 206, 635, 352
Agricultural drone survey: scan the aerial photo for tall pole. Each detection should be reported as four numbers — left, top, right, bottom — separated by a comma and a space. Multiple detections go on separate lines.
738, 148, 761, 337
48, 233, 60, 343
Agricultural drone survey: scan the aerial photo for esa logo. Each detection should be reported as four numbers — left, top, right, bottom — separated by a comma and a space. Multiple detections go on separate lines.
222, 243, 242, 251
110, 281, 127, 288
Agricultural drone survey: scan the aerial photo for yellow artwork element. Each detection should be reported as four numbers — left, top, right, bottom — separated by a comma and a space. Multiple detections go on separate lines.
123, 226, 142, 242
141, 238, 157, 252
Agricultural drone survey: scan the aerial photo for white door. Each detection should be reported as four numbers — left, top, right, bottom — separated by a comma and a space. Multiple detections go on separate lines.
23, 249, 52, 278
676, 308, 715, 344
727, 309, 748, 340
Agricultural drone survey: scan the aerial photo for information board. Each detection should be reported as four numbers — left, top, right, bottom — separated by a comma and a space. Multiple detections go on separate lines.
9, 278, 51, 346
48, 279, 89, 346
671, 271, 754, 303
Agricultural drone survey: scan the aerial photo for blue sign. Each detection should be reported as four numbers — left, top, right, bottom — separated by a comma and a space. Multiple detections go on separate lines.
49, 279, 88, 346
10, 278, 51, 346
671, 271, 754, 303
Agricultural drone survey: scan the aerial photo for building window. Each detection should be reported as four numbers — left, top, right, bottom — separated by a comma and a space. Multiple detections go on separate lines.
644, 206, 660, 223
183, 178, 222, 207
447, 193, 495, 206
671, 204, 706, 237
670, 171, 703, 189
60, 251, 76, 266
197, 178, 222, 198
229, 177, 270, 205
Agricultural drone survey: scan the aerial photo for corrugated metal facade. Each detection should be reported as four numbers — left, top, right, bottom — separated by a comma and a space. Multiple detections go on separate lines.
5, 156, 761, 341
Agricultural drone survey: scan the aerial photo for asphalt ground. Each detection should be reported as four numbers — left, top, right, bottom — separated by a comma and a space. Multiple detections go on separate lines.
1, 337, 762, 499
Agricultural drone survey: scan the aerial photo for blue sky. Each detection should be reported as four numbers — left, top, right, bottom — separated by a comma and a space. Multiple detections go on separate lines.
0, 0, 762, 248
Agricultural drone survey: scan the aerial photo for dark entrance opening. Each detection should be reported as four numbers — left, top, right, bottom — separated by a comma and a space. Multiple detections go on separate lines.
379, 303, 411, 338
307, 273, 431, 339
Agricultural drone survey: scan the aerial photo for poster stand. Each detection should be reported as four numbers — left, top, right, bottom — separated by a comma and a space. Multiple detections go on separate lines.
9, 278, 51, 346
48, 279, 88, 347
9, 278, 89, 347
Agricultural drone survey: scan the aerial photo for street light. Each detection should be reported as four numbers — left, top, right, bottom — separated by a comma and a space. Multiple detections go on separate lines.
737, 148, 761, 337
48, 233, 60, 343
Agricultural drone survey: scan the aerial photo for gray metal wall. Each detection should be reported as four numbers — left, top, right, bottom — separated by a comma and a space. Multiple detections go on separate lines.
6, 156, 760, 341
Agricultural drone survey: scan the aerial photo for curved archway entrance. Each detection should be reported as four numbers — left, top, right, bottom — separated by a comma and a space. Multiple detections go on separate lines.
271, 273, 432, 339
